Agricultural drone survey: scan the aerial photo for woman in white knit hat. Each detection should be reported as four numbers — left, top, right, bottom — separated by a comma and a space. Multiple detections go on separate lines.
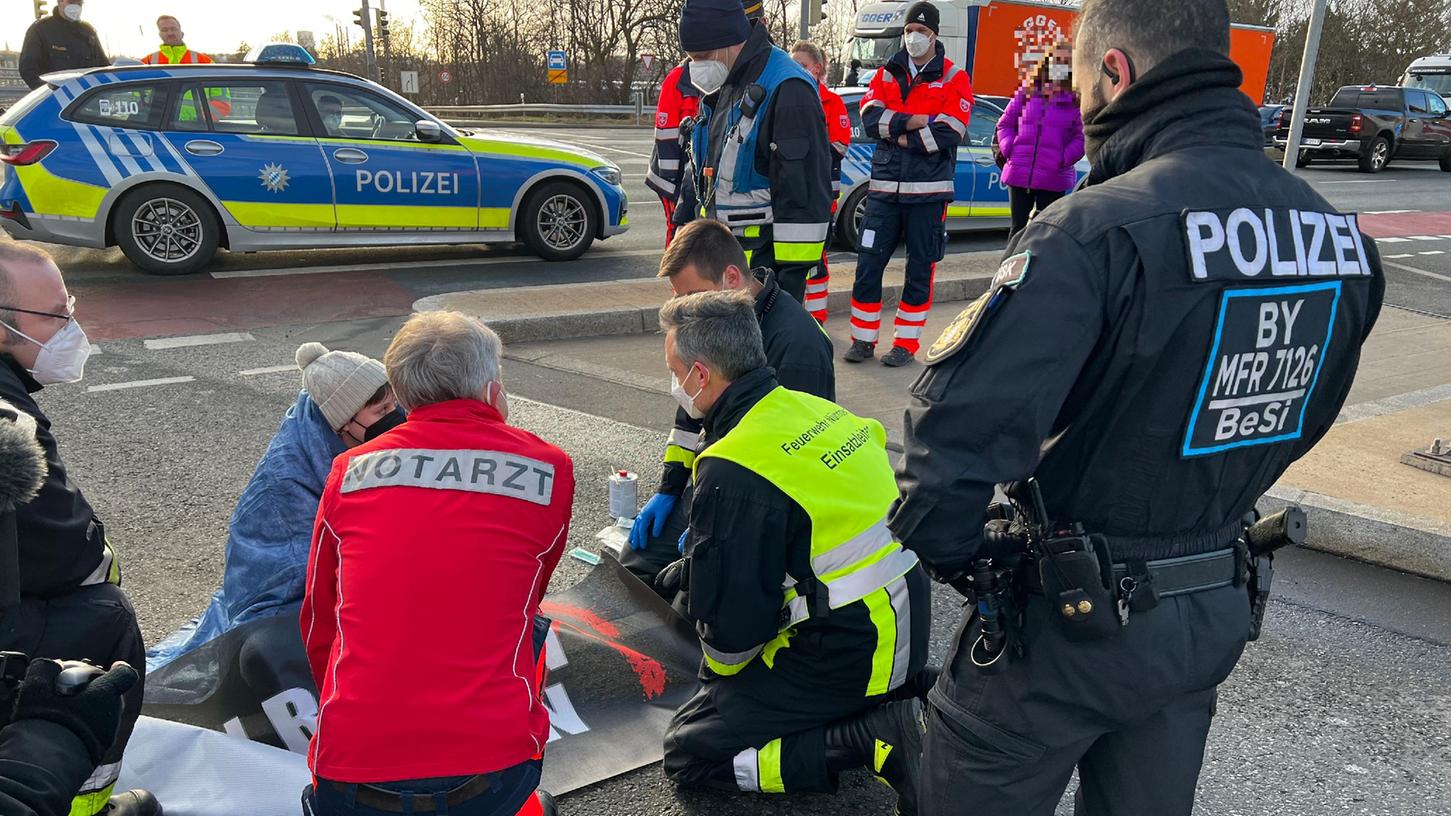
148, 342, 402, 667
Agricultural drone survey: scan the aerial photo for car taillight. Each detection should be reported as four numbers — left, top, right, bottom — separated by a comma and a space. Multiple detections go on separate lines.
0, 141, 57, 166
1278, 108, 1290, 127
1349, 114, 1362, 134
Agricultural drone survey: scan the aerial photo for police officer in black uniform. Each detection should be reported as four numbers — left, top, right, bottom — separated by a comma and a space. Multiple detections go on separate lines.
892, 1, 1384, 813
19, 1, 108, 90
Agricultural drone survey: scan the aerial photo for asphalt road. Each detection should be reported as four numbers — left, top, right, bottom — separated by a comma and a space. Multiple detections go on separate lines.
35, 324, 1451, 815
15, 125, 1451, 814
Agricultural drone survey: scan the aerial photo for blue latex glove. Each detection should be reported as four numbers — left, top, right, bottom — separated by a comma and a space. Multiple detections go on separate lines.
678, 527, 690, 555
629, 492, 678, 551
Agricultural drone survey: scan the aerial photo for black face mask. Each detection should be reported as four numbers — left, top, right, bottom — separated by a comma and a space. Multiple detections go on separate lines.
363, 406, 407, 441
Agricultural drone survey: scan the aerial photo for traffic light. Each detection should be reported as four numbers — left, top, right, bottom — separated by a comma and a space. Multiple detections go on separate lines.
376, 10, 390, 42
352, 7, 368, 32
33, 0, 47, 21
807, 0, 824, 26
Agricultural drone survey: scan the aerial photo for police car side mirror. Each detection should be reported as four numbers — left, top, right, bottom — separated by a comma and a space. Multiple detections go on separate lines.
415, 120, 443, 143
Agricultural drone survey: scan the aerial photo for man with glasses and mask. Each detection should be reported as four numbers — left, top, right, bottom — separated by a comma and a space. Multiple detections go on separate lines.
676, 0, 833, 304
0, 243, 159, 816
147, 342, 404, 669
895, 0, 1383, 813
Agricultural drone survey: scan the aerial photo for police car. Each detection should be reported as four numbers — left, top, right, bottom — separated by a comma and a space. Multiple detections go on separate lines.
835, 89, 1089, 249
0, 45, 627, 275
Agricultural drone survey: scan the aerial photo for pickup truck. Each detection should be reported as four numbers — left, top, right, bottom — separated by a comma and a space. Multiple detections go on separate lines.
1273, 85, 1451, 173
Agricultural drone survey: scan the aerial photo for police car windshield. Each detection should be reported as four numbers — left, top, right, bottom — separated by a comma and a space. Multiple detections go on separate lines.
851, 36, 900, 68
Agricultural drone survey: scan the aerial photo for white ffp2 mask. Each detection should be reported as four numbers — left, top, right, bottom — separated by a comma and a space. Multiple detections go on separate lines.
690, 60, 729, 95
904, 32, 932, 59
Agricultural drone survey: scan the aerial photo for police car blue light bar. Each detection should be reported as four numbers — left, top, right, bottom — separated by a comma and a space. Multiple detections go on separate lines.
245, 43, 317, 66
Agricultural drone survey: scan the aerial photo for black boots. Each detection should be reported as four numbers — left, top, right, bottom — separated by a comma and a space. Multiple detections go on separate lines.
99, 789, 162, 816
824, 699, 925, 816
844, 339, 876, 363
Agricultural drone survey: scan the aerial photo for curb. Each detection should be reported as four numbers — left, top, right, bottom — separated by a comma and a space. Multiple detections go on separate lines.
417, 265, 999, 345
1259, 486, 1451, 582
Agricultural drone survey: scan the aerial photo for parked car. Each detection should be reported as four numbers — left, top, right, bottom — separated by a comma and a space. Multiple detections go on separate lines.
1273, 84, 1451, 173
833, 88, 1088, 249
0, 44, 627, 274
1259, 104, 1286, 146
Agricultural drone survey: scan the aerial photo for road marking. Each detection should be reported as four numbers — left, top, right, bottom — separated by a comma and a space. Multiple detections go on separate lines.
210, 247, 664, 279
143, 331, 255, 350
1385, 253, 1414, 259
1382, 259, 1451, 283
239, 364, 297, 376
1365, 209, 1418, 214
1318, 179, 1392, 184
1337, 383, 1451, 424
87, 376, 195, 393
1410, 235, 1442, 241
1418, 250, 1445, 255
566, 141, 652, 160
1378, 237, 1411, 243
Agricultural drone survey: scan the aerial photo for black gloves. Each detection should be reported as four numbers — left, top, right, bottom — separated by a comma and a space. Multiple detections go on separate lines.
11, 660, 138, 765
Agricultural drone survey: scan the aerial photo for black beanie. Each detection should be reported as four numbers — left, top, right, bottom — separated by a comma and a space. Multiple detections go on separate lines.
904, 1, 940, 35
679, 0, 754, 52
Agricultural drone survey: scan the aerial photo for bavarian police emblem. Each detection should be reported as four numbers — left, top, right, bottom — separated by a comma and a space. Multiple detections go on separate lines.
924, 252, 1031, 365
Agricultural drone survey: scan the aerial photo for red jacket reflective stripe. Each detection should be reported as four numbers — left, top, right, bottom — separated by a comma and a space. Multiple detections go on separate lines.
818, 82, 851, 194
646, 64, 701, 199
302, 398, 575, 783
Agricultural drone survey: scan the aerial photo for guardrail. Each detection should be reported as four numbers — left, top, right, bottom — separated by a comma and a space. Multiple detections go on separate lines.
425, 101, 647, 126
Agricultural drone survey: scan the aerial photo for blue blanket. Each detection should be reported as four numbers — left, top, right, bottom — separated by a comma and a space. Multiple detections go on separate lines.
148, 391, 344, 670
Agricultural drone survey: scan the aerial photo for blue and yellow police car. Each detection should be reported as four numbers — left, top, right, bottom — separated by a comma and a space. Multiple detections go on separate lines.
0, 44, 628, 274
835, 90, 1089, 249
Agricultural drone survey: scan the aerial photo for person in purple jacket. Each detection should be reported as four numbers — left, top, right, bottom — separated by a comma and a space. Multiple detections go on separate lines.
997, 39, 1085, 236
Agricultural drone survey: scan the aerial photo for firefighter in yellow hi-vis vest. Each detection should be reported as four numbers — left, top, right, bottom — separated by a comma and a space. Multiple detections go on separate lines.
654, 290, 933, 815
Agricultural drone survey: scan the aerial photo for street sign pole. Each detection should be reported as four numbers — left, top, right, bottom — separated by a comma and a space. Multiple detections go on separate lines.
1281, 0, 1328, 172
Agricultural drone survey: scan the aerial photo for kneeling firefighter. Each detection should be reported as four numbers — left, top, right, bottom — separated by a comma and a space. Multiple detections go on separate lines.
657, 291, 931, 815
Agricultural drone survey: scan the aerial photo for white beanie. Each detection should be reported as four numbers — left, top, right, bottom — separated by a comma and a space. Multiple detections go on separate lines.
295, 342, 389, 432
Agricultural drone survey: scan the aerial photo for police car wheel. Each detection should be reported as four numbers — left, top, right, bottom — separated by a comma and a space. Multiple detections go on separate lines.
520, 181, 596, 262
1294, 150, 1313, 168
114, 185, 219, 276
839, 187, 868, 252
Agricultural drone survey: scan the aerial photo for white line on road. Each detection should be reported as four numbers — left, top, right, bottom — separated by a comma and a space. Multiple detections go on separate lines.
210, 247, 664, 279
1418, 250, 1445, 255
143, 331, 255, 350
87, 376, 195, 393
1318, 179, 1392, 184
1410, 236, 1442, 241
1382, 259, 1451, 283
239, 364, 297, 376
568, 141, 653, 160
1385, 253, 1414, 258
1365, 209, 1418, 214
1377, 237, 1411, 243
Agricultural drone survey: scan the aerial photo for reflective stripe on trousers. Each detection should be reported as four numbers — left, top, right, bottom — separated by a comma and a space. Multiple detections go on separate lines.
733, 739, 785, 793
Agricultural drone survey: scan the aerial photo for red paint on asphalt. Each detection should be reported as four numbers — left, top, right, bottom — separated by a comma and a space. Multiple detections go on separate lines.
542, 600, 668, 700
71, 272, 417, 341
1358, 211, 1451, 239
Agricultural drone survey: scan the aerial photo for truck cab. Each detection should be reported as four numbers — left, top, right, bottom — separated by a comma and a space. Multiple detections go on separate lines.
1403, 54, 1451, 104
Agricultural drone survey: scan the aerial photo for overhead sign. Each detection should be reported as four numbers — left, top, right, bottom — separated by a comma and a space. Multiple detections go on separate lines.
438, 69, 453, 84
141, 553, 702, 795
400, 70, 419, 94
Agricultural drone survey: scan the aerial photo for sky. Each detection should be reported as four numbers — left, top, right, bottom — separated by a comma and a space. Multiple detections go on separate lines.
2, 0, 424, 58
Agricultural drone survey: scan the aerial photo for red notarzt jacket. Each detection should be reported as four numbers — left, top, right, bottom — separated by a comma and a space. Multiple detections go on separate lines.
646, 64, 701, 199
301, 398, 575, 783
